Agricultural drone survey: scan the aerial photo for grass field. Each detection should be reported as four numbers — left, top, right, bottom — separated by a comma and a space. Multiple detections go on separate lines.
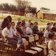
0, 14, 56, 29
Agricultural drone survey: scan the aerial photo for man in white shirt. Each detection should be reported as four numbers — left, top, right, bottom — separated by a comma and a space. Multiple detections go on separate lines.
26, 26, 33, 35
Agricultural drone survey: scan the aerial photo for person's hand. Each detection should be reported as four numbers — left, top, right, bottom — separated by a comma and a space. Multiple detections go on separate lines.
20, 48, 25, 51
17, 44, 20, 48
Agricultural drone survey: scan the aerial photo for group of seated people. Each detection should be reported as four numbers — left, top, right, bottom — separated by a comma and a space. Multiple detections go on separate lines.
0, 16, 56, 56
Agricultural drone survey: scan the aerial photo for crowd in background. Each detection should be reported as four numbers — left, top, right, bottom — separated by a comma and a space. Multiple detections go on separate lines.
0, 16, 56, 56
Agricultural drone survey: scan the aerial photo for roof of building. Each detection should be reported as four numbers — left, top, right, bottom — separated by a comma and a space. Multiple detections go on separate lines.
38, 9, 56, 14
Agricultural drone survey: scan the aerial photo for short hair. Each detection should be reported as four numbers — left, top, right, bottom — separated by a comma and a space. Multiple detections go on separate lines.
30, 23, 33, 25
48, 33, 54, 39
53, 23, 56, 26
6, 16, 12, 22
34, 22, 38, 25
12, 22, 15, 24
47, 23, 50, 25
16, 27, 23, 34
12, 22, 14, 23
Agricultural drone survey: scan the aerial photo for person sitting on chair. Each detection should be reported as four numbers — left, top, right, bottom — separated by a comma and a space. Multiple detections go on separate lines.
2, 22, 17, 48
48, 33, 56, 56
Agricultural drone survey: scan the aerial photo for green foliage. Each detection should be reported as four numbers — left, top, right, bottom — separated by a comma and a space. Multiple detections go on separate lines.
0, 3, 17, 11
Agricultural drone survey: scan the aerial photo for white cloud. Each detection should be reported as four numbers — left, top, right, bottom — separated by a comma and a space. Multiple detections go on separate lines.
27, 0, 56, 10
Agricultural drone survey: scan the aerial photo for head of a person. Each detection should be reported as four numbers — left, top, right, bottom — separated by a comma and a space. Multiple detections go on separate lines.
7, 22, 11, 29
7, 16, 12, 22
48, 33, 55, 40
11, 22, 15, 27
16, 27, 23, 35
21, 20, 25, 26
47, 23, 50, 26
30, 23, 33, 28
18, 18, 21, 22
34, 22, 38, 26
50, 22, 53, 26
53, 23, 56, 27
46, 26, 51, 31
22, 19, 25, 22
17, 22, 21, 27
28, 20, 31, 23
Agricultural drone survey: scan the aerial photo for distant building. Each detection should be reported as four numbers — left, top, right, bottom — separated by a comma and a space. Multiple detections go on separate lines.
25, 13, 33, 18
37, 9, 56, 20
25, 7, 37, 18
0, 9, 25, 16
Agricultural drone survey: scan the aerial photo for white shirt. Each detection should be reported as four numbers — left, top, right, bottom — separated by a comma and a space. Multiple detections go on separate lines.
48, 40, 54, 50
11, 27, 17, 36
2, 27, 14, 38
48, 40, 56, 56
26, 27, 33, 34
54, 40, 56, 46
44, 30, 49, 38
44, 30, 49, 43
25, 22, 30, 27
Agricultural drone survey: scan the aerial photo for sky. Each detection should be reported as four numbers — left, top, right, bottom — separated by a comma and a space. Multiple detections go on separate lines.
0, 0, 17, 5
0, 0, 56, 10
27, 0, 56, 10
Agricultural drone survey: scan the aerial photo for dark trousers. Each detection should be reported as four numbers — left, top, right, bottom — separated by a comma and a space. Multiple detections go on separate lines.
7, 38, 18, 48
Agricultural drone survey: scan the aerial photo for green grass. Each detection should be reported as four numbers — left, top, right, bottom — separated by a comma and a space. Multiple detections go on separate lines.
0, 14, 56, 29
11, 15, 56, 29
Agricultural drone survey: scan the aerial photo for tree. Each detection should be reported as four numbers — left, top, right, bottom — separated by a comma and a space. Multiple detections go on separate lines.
0, 4, 3, 10
15, 0, 30, 10
1, 3, 10, 10
0, 0, 31, 15
9, 4, 17, 11
25, 7, 37, 14
0, 3, 17, 11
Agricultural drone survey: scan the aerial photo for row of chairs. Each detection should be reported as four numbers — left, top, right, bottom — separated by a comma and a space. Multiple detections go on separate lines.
0, 33, 48, 56
0, 33, 18, 56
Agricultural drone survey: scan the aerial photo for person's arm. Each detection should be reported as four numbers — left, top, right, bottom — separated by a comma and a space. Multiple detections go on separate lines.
52, 41, 56, 52
2, 29, 8, 42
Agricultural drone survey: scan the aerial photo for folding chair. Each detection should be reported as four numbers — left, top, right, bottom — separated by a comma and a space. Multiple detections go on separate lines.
22, 38, 29, 49
0, 33, 5, 55
4, 38, 17, 56
28, 35, 35, 47
34, 34, 39, 45
34, 34, 39, 41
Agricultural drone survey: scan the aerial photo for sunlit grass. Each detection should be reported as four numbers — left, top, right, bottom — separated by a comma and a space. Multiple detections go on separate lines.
0, 14, 56, 29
